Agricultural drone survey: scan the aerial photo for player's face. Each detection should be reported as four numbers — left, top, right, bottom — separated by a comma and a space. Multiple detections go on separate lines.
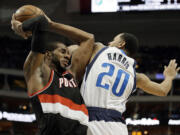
108, 33, 124, 47
52, 43, 70, 69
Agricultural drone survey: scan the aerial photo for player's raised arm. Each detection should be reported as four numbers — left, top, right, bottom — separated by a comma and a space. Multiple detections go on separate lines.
136, 59, 180, 96
47, 17, 94, 82
49, 20, 94, 44
69, 38, 94, 82
11, 14, 52, 94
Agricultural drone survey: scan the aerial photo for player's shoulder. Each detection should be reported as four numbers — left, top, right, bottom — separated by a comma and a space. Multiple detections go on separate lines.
90, 42, 106, 62
94, 42, 105, 48
136, 73, 144, 79
136, 72, 149, 84
93, 42, 106, 53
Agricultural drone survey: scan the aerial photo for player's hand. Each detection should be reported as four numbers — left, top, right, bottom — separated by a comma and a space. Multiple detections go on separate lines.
163, 59, 180, 80
11, 14, 32, 39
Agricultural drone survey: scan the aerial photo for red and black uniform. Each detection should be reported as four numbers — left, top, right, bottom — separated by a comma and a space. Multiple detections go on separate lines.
29, 70, 88, 135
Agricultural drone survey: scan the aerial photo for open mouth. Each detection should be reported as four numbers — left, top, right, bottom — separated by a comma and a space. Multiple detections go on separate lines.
62, 60, 69, 67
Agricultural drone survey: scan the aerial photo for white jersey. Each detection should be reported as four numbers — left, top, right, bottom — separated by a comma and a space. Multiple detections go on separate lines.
80, 47, 136, 114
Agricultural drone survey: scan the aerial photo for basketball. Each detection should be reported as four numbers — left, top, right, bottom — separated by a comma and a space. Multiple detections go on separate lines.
14, 5, 44, 22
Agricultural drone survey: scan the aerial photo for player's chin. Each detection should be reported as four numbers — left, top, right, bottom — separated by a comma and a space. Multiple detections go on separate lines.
61, 63, 69, 69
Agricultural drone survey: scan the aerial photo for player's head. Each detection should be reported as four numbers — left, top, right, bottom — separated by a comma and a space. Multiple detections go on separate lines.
44, 42, 70, 72
108, 33, 139, 57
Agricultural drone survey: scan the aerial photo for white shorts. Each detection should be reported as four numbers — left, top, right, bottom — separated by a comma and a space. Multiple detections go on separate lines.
87, 120, 128, 135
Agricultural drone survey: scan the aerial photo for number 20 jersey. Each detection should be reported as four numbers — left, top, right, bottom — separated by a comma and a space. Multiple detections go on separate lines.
80, 47, 136, 114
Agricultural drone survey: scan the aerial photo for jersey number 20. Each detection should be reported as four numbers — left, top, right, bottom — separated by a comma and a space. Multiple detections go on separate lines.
96, 63, 130, 97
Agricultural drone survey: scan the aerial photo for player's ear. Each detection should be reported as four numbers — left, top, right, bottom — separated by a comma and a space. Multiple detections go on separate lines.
117, 41, 126, 49
44, 51, 52, 61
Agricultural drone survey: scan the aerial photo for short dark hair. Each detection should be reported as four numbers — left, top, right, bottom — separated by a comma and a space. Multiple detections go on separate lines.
45, 41, 61, 52
121, 33, 139, 57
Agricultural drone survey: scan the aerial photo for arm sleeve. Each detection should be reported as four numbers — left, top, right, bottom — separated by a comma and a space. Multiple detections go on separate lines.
22, 15, 49, 31
22, 15, 50, 53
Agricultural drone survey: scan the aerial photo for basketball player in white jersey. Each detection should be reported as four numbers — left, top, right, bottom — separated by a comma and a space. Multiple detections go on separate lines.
79, 33, 179, 135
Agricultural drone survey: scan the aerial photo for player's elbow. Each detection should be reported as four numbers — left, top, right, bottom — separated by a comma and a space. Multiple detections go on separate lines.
159, 90, 168, 97
88, 33, 94, 39
88, 34, 94, 43
85, 34, 94, 47
78, 34, 94, 45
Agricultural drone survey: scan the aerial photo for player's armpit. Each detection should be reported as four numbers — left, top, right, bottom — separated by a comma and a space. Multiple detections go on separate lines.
24, 52, 44, 79
27, 70, 45, 95
24, 51, 51, 95
24, 52, 44, 84
136, 73, 169, 96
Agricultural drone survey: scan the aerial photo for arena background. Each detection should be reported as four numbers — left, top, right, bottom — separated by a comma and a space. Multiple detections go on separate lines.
0, 0, 180, 135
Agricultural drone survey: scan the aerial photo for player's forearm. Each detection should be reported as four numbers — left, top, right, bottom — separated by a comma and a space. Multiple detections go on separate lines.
159, 77, 173, 96
137, 73, 173, 96
22, 16, 54, 54
49, 21, 94, 44
22, 15, 48, 31
147, 78, 173, 96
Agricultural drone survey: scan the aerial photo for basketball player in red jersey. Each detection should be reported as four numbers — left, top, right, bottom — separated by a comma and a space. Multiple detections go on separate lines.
11, 15, 94, 135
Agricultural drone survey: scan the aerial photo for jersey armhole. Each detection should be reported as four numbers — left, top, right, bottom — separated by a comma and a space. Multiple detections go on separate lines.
84, 47, 108, 81
28, 70, 54, 97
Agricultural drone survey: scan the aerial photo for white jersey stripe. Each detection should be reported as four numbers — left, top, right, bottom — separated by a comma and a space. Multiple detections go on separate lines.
41, 103, 89, 126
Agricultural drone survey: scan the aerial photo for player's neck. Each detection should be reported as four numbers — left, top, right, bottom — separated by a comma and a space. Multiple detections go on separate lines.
55, 66, 66, 74
49, 63, 65, 74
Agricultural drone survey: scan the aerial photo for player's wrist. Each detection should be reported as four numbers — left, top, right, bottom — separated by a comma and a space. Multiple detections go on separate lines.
164, 75, 174, 81
22, 15, 49, 32
17, 24, 24, 33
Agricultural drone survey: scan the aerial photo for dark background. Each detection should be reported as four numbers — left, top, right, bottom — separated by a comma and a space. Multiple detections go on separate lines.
0, 0, 180, 135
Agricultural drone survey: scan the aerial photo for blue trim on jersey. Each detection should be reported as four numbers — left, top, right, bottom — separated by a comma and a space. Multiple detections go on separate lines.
87, 107, 125, 124
127, 60, 137, 101
120, 49, 127, 56
85, 47, 108, 81
132, 61, 137, 93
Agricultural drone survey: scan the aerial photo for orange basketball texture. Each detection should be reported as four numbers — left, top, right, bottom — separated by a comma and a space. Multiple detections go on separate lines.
14, 5, 44, 22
